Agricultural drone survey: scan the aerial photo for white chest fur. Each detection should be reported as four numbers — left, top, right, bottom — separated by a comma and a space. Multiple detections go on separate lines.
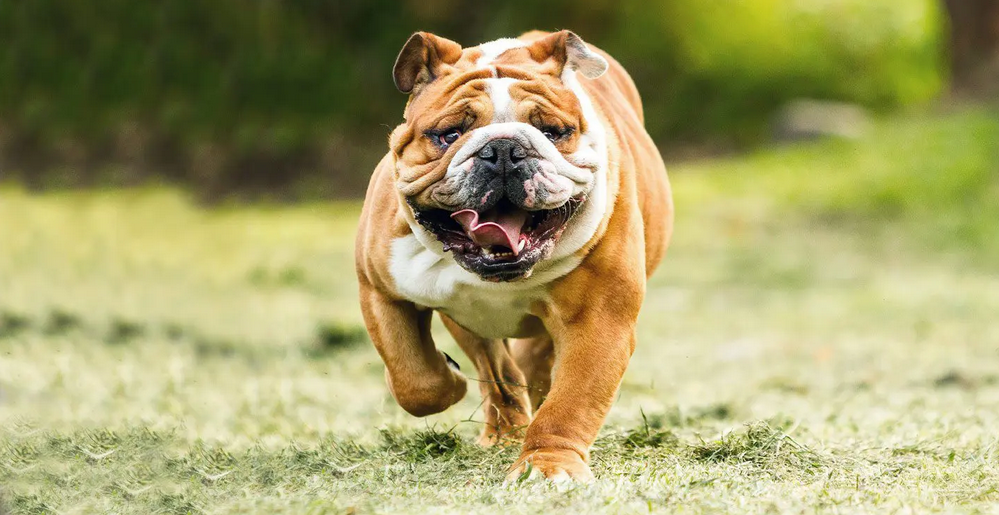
388, 234, 580, 339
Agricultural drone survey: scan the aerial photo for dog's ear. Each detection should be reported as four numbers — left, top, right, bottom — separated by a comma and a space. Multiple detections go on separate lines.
525, 30, 608, 80
393, 32, 463, 95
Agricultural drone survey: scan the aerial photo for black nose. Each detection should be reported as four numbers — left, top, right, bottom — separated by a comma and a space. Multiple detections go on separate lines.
476, 138, 528, 173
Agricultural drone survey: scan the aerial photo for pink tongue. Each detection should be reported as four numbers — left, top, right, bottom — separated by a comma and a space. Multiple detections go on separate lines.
451, 208, 528, 255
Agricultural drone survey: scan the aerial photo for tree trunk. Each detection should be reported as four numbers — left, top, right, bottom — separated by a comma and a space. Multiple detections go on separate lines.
943, 0, 999, 96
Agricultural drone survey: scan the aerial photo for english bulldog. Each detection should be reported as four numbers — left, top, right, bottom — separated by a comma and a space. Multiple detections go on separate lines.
355, 30, 673, 482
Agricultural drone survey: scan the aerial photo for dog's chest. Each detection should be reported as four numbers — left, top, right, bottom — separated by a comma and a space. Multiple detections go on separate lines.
389, 235, 547, 339
436, 286, 540, 339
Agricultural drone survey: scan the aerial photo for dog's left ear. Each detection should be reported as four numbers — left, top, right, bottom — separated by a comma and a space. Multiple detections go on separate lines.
393, 32, 463, 95
526, 30, 608, 80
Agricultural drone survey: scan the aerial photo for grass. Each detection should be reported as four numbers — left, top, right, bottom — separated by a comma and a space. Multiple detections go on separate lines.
1, 106, 998, 513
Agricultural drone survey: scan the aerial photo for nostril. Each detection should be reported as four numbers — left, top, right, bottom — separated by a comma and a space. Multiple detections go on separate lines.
476, 139, 528, 169
478, 144, 498, 163
510, 145, 527, 163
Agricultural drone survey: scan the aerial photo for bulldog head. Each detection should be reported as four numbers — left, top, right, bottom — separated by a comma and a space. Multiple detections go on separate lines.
387, 30, 609, 282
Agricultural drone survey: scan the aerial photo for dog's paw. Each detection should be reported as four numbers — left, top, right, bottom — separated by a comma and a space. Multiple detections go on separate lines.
505, 448, 594, 483
384, 357, 467, 417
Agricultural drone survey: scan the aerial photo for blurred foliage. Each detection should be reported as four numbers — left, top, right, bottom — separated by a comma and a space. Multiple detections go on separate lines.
0, 0, 944, 198
678, 106, 999, 265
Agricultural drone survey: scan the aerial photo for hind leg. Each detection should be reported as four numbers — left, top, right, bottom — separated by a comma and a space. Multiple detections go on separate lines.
440, 315, 533, 446
510, 334, 555, 412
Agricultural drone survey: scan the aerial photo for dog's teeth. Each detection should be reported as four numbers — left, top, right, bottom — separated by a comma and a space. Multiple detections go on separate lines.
518, 239, 526, 252
480, 246, 519, 259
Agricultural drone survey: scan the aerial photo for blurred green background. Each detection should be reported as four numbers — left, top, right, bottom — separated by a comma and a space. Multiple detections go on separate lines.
0, 0, 965, 200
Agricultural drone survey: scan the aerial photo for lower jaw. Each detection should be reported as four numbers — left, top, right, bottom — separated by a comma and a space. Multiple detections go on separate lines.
456, 256, 534, 282
474, 267, 534, 283
449, 239, 556, 282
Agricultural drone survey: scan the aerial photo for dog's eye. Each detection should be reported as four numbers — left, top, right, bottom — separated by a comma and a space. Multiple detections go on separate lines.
438, 129, 462, 148
540, 126, 571, 143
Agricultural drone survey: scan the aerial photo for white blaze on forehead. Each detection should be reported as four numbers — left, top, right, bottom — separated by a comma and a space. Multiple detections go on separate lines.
485, 77, 518, 123
475, 38, 527, 67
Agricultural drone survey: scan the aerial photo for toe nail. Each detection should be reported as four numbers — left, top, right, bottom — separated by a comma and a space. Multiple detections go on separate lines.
442, 352, 460, 371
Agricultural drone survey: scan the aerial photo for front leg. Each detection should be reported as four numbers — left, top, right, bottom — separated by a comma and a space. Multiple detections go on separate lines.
508, 321, 635, 482
359, 279, 467, 417
508, 267, 644, 482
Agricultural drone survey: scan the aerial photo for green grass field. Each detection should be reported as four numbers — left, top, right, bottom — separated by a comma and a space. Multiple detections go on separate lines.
2, 107, 998, 514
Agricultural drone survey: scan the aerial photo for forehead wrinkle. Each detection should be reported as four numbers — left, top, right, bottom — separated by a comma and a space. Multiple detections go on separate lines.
512, 77, 568, 103
417, 98, 485, 132
407, 68, 492, 115
509, 82, 581, 123
515, 87, 577, 112
410, 78, 491, 126
521, 97, 576, 122
441, 83, 491, 115
493, 64, 536, 81
434, 69, 492, 99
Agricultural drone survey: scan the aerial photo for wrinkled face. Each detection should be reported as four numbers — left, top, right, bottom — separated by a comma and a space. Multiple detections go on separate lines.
390, 33, 608, 282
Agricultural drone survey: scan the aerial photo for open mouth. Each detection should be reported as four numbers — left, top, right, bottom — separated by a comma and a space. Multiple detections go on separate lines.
411, 196, 585, 282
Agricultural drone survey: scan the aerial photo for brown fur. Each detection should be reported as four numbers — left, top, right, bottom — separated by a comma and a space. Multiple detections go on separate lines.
355, 30, 673, 481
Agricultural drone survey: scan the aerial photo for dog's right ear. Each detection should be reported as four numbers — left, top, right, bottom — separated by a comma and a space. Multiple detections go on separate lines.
393, 32, 463, 95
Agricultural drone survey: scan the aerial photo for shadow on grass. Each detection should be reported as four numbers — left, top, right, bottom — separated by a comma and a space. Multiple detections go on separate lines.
305, 322, 368, 357
0, 311, 31, 338
0, 307, 370, 363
